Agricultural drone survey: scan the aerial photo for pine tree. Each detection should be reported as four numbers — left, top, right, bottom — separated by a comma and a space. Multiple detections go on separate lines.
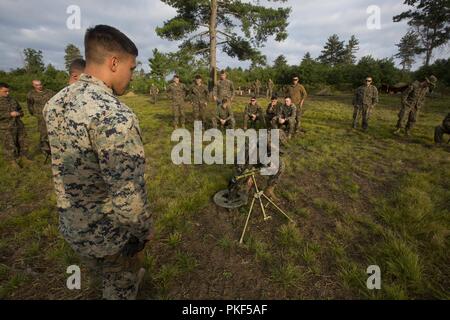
395, 30, 420, 71
343, 35, 360, 65
318, 34, 346, 66
64, 44, 83, 72
156, 0, 291, 87
23, 48, 45, 74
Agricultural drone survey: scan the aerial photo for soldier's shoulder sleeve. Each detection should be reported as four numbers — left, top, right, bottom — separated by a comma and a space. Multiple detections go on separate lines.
91, 106, 152, 241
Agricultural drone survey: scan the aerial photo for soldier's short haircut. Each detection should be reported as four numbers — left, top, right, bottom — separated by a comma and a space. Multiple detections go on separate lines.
195, 75, 202, 80
271, 95, 278, 100
222, 98, 228, 104
84, 25, 138, 64
220, 70, 226, 75
0, 82, 9, 89
69, 58, 86, 73
285, 96, 291, 100
173, 75, 180, 79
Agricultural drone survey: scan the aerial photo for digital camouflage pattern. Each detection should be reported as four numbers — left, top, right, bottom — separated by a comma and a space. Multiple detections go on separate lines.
272, 103, 297, 135
265, 101, 282, 127
0, 96, 26, 160
149, 84, 159, 104
190, 83, 209, 123
243, 102, 265, 129
434, 113, 450, 144
167, 82, 188, 127
352, 84, 379, 130
212, 103, 235, 129
267, 79, 274, 98
213, 79, 235, 103
396, 81, 430, 132
27, 88, 54, 154
43, 74, 152, 259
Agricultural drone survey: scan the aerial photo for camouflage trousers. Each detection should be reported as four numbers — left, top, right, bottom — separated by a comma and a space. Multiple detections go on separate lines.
192, 102, 207, 123
353, 104, 372, 129
0, 125, 26, 160
396, 103, 420, 131
172, 101, 185, 127
150, 94, 157, 104
212, 117, 235, 129
266, 88, 273, 99
271, 117, 296, 135
295, 106, 303, 132
244, 114, 265, 129
434, 124, 450, 144
36, 116, 50, 154
81, 251, 144, 300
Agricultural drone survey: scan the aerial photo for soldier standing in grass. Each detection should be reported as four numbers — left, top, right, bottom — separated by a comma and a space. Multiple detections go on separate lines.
190, 75, 209, 125
286, 76, 307, 134
213, 70, 235, 107
149, 83, 159, 104
167, 75, 188, 128
266, 79, 274, 99
243, 96, 265, 130
352, 76, 379, 131
212, 98, 235, 129
0, 82, 30, 168
27, 79, 54, 155
43, 25, 152, 300
434, 113, 450, 145
254, 79, 261, 97
394, 75, 438, 136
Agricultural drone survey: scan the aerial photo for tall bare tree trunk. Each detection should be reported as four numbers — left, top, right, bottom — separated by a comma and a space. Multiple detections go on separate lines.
209, 0, 218, 92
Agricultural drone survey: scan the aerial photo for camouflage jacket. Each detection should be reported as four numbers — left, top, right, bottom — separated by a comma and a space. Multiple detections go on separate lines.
244, 103, 263, 117
149, 85, 159, 95
167, 82, 187, 102
402, 81, 429, 109
215, 104, 234, 121
27, 89, 54, 118
43, 74, 152, 258
278, 104, 297, 121
266, 102, 282, 118
213, 79, 235, 101
442, 113, 450, 130
0, 96, 24, 129
286, 83, 307, 105
190, 83, 209, 104
353, 85, 379, 107
267, 80, 274, 89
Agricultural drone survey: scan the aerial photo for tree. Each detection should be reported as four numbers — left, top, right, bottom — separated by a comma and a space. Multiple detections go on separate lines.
302, 52, 313, 64
395, 30, 420, 71
156, 0, 291, 88
64, 44, 83, 72
148, 48, 172, 84
394, 0, 450, 66
23, 48, 45, 74
318, 34, 346, 66
342, 35, 360, 65
273, 55, 288, 69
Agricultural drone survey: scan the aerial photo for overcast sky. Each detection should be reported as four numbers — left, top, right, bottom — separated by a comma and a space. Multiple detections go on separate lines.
0, 0, 448, 72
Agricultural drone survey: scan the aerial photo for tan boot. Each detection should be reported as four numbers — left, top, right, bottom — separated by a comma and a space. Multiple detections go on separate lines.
265, 186, 279, 201
393, 128, 402, 135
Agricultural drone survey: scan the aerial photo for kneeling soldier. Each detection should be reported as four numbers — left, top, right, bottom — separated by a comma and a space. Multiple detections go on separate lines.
244, 96, 265, 130
212, 98, 235, 130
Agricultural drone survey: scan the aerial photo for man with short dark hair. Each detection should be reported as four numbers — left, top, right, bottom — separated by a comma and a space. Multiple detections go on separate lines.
69, 58, 86, 84
266, 95, 282, 128
43, 25, 152, 300
212, 98, 235, 129
0, 82, 29, 167
272, 96, 297, 139
243, 96, 265, 130
27, 79, 54, 155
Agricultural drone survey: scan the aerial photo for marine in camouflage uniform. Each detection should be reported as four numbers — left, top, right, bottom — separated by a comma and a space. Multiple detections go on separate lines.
272, 97, 297, 138
266, 96, 282, 128
213, 71, 235, 106
243, 97, 265, 129
395, 76, 438, 135
0, 83, 27, 164
286, 76, 307, 133
167, 76, 188, 128
352, 77, 379, 130
190, 76, 209, 124
212, 99, 235, 129
43, 74, 152, 300
27, 81, 54, 155
149, 84, 159, 104
434, 113, 450, 144
254, 79, 261, 97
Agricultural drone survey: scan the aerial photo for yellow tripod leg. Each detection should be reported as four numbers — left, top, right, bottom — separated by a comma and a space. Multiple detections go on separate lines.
240, 196, 256, 244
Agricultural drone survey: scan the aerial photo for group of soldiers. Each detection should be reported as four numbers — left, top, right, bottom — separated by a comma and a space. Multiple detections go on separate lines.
0, 59, 86, 168
351, 74, 447, 143
164, 71, 308, 142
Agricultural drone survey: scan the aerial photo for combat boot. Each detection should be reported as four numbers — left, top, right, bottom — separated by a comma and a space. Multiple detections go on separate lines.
19, 156, 33, 166
393, 128, 402, 135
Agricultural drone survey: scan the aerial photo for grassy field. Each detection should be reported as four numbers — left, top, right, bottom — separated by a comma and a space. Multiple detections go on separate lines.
0, 92, 449, 300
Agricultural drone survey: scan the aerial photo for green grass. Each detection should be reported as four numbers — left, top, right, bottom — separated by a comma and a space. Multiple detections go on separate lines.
0, 93, 449, 299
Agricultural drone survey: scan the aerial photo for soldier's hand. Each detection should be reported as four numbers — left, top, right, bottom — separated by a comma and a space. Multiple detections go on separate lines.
10, 111, 19, 118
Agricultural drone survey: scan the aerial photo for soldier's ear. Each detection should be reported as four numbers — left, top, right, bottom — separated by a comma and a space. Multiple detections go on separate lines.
110, 56, 119, 72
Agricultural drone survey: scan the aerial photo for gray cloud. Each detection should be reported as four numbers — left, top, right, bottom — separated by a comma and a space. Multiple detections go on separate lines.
0, 0, 448, 72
